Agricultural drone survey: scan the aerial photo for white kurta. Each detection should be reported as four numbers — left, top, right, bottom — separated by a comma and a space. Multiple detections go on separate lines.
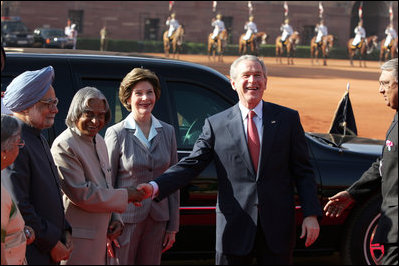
315, 25, 328, 43
243, 21, 258, 41
166, 19, 180, 37
384, 27, 398, 47
352, 26, 366, 46
211, 19, 226, 39
280, 24, 293, 41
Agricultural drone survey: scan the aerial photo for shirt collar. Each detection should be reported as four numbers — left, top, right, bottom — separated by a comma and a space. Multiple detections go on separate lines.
125, 113, 163, 145
239, 101, 263, 120
125, 113, 162, 130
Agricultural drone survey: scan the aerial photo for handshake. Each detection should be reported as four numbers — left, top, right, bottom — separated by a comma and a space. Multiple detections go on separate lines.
126, 183, 156, 206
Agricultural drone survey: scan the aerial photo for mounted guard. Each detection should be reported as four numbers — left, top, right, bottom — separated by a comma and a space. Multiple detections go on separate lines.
280, 18, 294, 46
243, 16, 258, 44
166, 13, 180, 40
315, 20, 328, 47
383, 23, 398, 50
211, 13, 226, 41
351, 20, 366, 49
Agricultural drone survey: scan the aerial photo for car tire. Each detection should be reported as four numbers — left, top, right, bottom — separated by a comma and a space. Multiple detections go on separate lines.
341, 194, 382, 265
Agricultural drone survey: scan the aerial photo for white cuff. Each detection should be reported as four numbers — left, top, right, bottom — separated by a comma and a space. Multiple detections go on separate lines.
149, 181, 159, 200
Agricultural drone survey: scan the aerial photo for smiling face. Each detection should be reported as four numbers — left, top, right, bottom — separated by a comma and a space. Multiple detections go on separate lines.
128, 80, 156, 120
379, 70, 398, 110
75, 98, 106, 137
230, 59, 267, 110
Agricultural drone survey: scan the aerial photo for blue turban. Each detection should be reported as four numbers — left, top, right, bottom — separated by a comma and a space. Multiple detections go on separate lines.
3, 66, 55, 112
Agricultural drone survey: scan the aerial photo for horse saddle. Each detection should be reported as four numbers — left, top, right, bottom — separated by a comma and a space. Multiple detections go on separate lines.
351, 39, 364, 49
281, 39, 288, 46
246, 34, 255, 43
385, 39, 394, 49
169, 31, 177, 40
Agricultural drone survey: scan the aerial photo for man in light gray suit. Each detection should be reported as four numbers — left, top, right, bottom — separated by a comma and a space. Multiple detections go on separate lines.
138, 55, 322, 265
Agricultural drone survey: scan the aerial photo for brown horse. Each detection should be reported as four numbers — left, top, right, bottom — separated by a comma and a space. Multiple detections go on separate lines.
275, 31, 300, 65
238, 32, 268, 55
379, 37, 398, 63
310, 34, 334, 66
163, 25, 184, 59
208, 29, 228, 62
347, 35, 378, 67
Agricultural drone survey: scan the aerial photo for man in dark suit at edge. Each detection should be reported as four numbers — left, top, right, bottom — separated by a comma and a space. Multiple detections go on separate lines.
324, 58, 398, 265
138, 55, 322, 265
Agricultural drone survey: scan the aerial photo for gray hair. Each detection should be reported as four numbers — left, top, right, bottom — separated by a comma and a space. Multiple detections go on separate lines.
1, 114, 21, 152
66, 87, 111, 128
381, 58, 398, 82
230, 55, 267, 81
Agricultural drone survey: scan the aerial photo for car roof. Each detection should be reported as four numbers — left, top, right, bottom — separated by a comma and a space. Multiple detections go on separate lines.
4, 48, 229, 81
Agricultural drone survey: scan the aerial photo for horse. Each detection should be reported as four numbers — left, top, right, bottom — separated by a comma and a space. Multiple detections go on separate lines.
347, 35, 378, 67
163, 25, 184, 59
379, 37, 398, 63
238, 32, 268, 55
310, 34, 334, 66
208, 29, 228, 62
275, 31, 300, 65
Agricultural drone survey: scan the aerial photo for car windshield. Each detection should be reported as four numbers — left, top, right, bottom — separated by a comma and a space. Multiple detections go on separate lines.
41, 29, 66, 38
2, 21, 28, 33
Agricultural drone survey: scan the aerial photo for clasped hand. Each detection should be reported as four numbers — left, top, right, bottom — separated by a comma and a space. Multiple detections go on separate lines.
127, 184, 154, 206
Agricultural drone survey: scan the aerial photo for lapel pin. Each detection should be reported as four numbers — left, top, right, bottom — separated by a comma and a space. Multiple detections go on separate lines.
386, 140, 393, 151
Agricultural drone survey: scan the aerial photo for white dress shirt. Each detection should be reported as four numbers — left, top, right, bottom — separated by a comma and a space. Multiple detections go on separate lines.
238, 101, 263, 143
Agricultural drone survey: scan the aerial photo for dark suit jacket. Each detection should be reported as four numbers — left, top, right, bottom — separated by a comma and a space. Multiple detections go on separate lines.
155, 101, 322, 255
348, 111, 398, 245
2, 119, 71, 265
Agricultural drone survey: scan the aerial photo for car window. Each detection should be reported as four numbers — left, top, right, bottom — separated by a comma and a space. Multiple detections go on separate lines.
168, 81, 231, 149
2, 21, 28, 33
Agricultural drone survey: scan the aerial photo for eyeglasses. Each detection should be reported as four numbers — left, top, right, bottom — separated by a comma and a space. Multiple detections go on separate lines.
15, 139, 25, 149
39, 98, 59, 109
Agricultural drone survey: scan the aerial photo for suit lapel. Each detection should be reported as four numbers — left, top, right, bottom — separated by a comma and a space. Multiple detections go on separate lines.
127, 128, 149, 153
257, 102, 279, 180
149, 128, 162, 153
226, 104, 255, 176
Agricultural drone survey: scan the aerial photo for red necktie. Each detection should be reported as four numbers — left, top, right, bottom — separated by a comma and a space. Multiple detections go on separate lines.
248, 111, 260, 172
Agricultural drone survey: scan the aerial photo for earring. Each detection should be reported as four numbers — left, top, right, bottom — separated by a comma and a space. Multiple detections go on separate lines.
2, 155, 6, 160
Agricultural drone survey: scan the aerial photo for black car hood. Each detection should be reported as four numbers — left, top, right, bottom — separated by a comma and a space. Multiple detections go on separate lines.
307, 132, 384, 156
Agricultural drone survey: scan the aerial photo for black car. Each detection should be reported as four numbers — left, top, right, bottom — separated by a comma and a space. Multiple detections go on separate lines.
33, 28, 74, 48
1, 16, 34, 47
1, 49, 385, 265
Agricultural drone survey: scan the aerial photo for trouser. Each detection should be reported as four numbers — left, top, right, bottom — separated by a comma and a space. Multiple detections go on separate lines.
384, 37, 393, 48
113, 217, 167, 265
215, 215, 293, 265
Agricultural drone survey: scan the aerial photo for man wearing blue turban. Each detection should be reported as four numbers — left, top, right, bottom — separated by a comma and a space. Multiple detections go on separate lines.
2, 66, 73, 264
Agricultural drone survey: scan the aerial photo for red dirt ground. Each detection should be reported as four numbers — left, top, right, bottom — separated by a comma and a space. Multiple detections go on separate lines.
145, 53, 395, 140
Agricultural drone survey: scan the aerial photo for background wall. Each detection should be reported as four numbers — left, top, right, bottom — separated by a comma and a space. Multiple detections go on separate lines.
2, 1, 398, 47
